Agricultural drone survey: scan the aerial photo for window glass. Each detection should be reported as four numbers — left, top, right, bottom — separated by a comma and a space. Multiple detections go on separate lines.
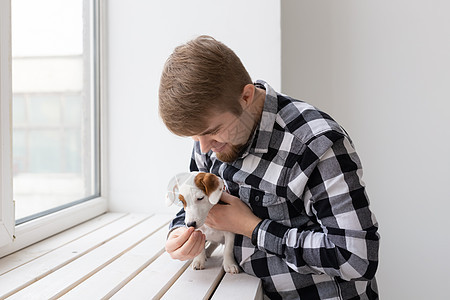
12, 0, 99, 223
28, 95, 61, 126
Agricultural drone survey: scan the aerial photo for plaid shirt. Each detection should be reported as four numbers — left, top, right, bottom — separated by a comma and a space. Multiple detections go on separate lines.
169, 80, 379, 299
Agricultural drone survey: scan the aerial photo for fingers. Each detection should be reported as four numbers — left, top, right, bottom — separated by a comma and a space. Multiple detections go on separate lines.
166, 227, 206, 260
174, 230, 205, 260
220, 192, 237, 204
185, 231, 205, 257
166, 227, 194, 252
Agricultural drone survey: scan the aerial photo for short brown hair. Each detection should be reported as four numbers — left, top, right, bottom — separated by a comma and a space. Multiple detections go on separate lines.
158, 35, 252, 136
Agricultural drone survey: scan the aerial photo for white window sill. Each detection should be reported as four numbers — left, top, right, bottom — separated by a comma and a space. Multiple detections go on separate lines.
0, 197, 108, 258
0, 212, 263, 299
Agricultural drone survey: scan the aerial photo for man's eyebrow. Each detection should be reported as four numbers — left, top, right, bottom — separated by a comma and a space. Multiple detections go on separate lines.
199, 125, 222, 136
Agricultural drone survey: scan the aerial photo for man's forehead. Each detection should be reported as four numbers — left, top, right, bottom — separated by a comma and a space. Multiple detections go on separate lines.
197, 111, 236, 136
198, 124, 222, 136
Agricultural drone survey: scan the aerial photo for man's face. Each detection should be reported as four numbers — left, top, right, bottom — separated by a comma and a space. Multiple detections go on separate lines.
192, 110, 256, 163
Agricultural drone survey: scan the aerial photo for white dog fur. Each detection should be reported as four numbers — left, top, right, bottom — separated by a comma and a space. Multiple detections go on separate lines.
166, 172, 239, 274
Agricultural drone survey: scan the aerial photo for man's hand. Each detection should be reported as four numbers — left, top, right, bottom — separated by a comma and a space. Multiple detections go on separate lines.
206, 192, 262, 238
165, 227, 206, 260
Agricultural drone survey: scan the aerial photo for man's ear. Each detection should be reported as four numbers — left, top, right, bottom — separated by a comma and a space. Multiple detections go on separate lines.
194, 173, 224, 205
240, 84, 256, 109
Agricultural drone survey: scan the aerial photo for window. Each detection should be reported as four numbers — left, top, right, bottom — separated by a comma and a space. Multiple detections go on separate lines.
12, 0, 100, 224
0, 0, 106, 254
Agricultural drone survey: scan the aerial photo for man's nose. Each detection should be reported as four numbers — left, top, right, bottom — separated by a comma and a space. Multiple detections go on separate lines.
193, 135, 212, 154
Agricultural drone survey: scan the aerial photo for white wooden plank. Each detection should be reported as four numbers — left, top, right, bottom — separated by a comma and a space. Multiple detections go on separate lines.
7, 214, 172, 300
60, 225, 168, 299
0, 212, 125, 275
211, 272, 263, 300
0, 213, 150, 299
111, 252, 191, 300
161, 250, 225, 300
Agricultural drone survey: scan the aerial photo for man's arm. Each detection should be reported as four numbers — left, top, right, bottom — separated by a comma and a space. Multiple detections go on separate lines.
207, 135, 379, 281
254, 136, 379, 281
206, 192, 262, 238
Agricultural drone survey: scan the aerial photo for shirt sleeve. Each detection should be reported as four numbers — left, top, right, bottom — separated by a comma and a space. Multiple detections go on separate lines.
167, 207, 187, 234
253, 133, 380, 281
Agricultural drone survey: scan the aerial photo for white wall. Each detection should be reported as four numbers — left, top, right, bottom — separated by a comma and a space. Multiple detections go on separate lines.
282, 1, 450, 299
107, 1, 281, 214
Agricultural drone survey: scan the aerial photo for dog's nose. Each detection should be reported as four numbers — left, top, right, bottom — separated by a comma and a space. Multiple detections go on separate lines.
186, 221, 197, 228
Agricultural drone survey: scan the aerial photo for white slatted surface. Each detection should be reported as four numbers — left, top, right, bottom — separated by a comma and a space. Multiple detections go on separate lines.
0, 213, 263, 300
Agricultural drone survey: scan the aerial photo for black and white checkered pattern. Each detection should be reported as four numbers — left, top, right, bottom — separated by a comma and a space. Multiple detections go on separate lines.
169, 81, 379, 299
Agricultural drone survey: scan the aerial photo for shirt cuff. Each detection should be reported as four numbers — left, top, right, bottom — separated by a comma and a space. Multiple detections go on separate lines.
255, 219, 290, 255
251, 220, 264, 246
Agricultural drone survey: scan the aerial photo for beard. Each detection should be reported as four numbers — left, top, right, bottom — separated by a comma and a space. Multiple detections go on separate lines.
214, 106, 262, 163
215, 118, 259, 163
216, 143, 247, 163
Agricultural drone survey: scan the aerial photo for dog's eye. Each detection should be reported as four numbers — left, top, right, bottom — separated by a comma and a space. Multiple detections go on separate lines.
197, 196, 204, 201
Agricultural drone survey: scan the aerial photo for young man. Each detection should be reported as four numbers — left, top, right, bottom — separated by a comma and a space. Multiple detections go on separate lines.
159, 35, 379, 299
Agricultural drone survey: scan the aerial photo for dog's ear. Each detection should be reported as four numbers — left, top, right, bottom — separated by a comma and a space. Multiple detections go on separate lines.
194, 173, 224, 205
165, 172, 192, 206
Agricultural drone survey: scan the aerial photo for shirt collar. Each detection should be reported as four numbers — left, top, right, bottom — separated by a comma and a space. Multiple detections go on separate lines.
239, 80, 278, 157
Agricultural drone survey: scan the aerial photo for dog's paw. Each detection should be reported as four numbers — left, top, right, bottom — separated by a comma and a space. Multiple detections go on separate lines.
192, 258, 206, 270
223, 263, 240, 274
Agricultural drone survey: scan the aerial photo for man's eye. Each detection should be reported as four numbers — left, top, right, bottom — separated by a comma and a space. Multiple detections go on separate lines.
197, 196, 204, 201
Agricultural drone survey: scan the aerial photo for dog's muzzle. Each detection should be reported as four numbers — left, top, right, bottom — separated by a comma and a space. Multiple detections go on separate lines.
186, 221, 197, 228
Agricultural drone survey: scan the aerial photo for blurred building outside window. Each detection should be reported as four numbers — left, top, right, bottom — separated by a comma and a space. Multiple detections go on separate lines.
12, 0, 99, 222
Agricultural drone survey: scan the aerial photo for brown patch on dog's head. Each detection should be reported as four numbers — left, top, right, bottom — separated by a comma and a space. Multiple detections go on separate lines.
178, 194, 187, 208
194, 173, 219, 196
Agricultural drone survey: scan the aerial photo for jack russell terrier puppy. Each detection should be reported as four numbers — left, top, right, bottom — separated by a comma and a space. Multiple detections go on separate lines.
166, 172, 239, 274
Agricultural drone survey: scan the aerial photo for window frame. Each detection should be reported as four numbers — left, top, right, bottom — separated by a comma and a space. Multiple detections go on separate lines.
0, 0, 15, 248
0, 0, 108, 257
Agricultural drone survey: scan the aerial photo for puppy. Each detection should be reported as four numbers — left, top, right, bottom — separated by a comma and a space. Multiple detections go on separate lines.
166, 172, 239, 274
